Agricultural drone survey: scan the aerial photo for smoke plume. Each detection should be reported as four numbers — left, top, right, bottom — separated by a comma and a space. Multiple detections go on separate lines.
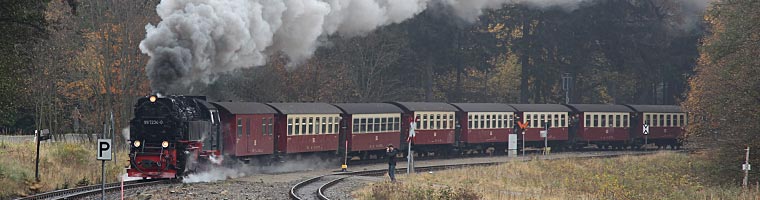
140, 0, 712, 93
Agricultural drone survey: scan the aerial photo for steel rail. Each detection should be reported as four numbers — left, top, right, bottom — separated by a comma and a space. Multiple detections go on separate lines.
16, 179, 170, 200
307, 150, 672, 200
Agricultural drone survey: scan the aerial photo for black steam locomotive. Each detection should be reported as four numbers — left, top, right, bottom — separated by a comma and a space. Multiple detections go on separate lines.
127, 95, 222, 178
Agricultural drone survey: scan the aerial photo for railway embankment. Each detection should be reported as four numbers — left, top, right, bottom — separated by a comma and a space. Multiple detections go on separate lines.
355, 151, 760, 199
0, 141, 128, 199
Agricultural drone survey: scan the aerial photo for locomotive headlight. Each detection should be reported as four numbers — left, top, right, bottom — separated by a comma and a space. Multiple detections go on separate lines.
149, 95, 157, 103
133, 140, 141, 148
161, 141, 169, 148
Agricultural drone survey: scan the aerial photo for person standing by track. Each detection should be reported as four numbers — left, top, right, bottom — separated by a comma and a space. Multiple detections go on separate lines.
386, 144, 398, 182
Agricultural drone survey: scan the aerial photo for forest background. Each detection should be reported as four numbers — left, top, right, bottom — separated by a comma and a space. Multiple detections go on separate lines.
0, 0, 757, 184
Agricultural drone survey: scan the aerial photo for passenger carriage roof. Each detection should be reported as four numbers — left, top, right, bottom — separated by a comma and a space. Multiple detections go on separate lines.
212, 102, 277, 114
389, 102, 459, 112
508, 104, 572, 112
565, 104, 633, 113
332, 103, 403, 114
266, 103, 342, 114
624, 105, 682, 113
450, 103, 516, 112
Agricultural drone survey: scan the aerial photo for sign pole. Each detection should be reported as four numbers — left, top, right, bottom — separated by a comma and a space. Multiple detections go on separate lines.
97, 139, 112, 200
643, 123, 649, 151
522, 130, 525, 156
407, 121, 415, 174
35, 130, 41, 182
101, 160, 105, 200
744, 146, 750, 188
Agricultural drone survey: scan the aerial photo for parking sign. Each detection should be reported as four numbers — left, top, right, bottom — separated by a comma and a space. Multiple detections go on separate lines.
97, 139, 112, 161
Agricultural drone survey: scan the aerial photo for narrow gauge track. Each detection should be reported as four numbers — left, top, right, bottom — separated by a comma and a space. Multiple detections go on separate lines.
16, 179, 173, 200
291, 150, 664, 200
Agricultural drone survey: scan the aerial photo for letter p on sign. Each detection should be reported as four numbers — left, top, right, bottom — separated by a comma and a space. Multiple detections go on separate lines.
97, 139, 112, 161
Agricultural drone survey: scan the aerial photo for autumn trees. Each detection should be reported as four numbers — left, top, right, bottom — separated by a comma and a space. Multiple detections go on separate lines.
684, 0, 760, 184
0, 0, 48, 132
1, 0, 707, 139
2, 0, 157, 141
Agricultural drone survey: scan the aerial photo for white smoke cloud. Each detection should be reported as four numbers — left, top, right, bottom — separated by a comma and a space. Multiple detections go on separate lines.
140, 0, 712, 93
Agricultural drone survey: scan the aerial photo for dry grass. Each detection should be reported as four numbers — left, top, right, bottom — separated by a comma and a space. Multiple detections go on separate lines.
355, 152, 760, 200
0, 140, 128, 198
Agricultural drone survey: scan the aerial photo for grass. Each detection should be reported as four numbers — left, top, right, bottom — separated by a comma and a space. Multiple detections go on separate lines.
0, 140, 128, 198
355, 152, 760, 200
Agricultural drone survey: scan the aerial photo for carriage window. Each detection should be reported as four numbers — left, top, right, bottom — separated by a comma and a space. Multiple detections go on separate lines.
327, 117, 332, 134
353, 119, 359, 132
485, 115, 491, 129
615, 115, 620, 127
585, 115, 591, 127
623, 115, 629, 127
393, 117, 400, 131
315, 117, 321, 134
551, 114, 557, 128
435, 114, 441, 129
679, 115, 685, 127
468, 115, 473, 129
532, 114, 538, 128
360, 118, 367, 133
380, 118, 387, 132
421, 115, 427, 129
261, 118, 266, 136
652, 115, 658, 127
416, 114, 421, 129
560, 114, 566, 127
593, 115, 599, 127
294, 118, 300, 135
371, 118, 378, 132
288, 118, 293, 135
538, 114, 545, 128
645, 114, 652, 126
442, 115, 448, 129
237, 118, 243, 137
268, 118, 273, 135
507, 114, 513, 128
497, 115, 503, 128
525, 114, 532, 127
492, 114, 497, 128
666, 115, 671, 127
449, 114, 454, 129
367, 118, 374, 132
659, 114, 665, 127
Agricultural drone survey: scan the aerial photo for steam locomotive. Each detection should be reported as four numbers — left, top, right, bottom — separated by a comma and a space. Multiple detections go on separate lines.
127, 95, 222, 178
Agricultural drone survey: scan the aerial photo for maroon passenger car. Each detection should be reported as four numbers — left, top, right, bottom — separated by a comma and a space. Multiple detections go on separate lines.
625, 105, 686, 149
267, 103, 342, 154
213, 102, 277, 161
389, 102, 458, 154
333, 103, 403, 159
450, 103, 515, 151
565, 104, 634, 149
509, 104, 571, 148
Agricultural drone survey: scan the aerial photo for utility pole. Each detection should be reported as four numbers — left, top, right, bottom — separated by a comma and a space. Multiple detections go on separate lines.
562, 73, 572, 104
743, 146, 751, 188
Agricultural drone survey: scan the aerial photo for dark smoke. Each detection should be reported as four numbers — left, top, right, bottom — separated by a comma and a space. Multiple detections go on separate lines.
140, 0, 713, 93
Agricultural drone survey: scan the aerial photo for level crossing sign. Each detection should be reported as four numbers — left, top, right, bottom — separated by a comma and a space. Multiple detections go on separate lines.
97, 139, 112, 161
643, 124, 649, 135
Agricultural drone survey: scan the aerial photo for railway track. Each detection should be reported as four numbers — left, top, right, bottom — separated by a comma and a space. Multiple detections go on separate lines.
16, 179, 172, 200
290, 150, 666, 200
